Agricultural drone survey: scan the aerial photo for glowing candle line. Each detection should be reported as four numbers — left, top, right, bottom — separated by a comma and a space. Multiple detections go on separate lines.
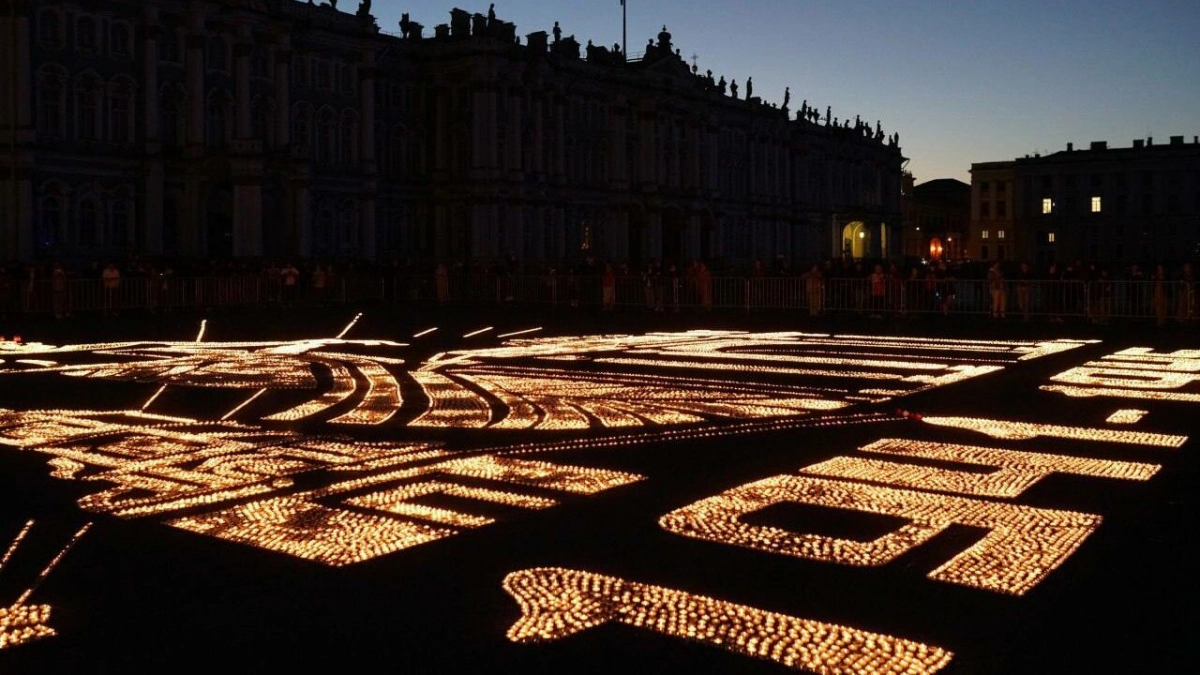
462, 327, 494, 339
16, 523, 92, 605
497, 327, 543, 339
413, 327, 438, 338
221, 388, 268, 420
0, 521, 34, 576
195, 319, 207, 343
335, 313, 363, 340
141, 385, 168, 411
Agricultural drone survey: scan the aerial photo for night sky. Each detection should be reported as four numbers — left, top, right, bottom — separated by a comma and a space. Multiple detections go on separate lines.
367, 0, 1200, 184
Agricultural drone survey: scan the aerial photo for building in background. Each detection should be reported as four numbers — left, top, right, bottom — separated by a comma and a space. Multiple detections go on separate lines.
1, 1, 904, 267
901, 176, 968, 263
970, 137, 1200, 268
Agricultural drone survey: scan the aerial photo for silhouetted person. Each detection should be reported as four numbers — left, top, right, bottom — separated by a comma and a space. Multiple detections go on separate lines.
552, 21, 561, 42
745, 77, 753, 99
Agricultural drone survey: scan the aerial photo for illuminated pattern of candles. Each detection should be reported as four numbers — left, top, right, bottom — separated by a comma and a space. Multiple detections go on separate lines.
1106, 409, 1149, 424
920, 416, 1186, 447
1043, 347, 1200, 403
503, 567, 954, 674
802, 438, 1160, 498
660, 473, 1100, 595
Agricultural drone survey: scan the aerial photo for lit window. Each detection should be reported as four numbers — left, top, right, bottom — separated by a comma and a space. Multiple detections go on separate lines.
1048, 232, 1056, 243
981, 230, 989, 239
1042, 198, 1053, 214
1091, 196, 1101, 213
998, 230, 1006, 239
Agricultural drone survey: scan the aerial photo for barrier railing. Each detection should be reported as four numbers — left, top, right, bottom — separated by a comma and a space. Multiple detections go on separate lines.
5, 275, 1196, 324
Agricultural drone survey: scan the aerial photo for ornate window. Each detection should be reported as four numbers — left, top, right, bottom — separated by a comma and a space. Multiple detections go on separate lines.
75, 74, 102, 141
207, 93, 231, 148
252, 98, 273, 147
291, 104, 312, 150
161, 87, 186, 148
111, 24, 133, 58
292, 55, 309, 86
339, 111, 357, 165
316, 60, 332, 90
38, 10, 62, 47
315, 109, 336, 164
36, 69, 66, 139
108, 78, 135, 144
160, 30, 181, 63
76, 16, 98, 53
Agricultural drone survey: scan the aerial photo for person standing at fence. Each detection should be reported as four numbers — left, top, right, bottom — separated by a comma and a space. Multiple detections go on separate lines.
1015, 262, 1032, 321
52, 263, 70, 318
101, 262, 121, 315
1127, 263, 1146, 319
868, 264, 886, 318
312, 264, 328, 306
696, 260, 713, 311
803, 264, 824, 317
435, 262, 450, 305
987, 262, 1006, 319
1178, 262, 1195, 324
1152, 263, 1168, 326
281, 262, 300, 307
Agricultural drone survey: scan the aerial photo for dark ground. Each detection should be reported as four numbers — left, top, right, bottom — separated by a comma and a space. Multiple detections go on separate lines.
0, 304, 1196, 674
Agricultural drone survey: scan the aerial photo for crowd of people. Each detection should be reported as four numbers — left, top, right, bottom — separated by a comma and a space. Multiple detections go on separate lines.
1, 254, 1197, 325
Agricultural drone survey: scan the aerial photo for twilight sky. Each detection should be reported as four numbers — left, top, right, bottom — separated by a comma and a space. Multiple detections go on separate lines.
369, 0, 1200, 184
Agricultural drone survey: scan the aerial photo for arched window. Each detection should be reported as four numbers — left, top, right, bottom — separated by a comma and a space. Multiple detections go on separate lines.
316, 109, 336, 164
75, 74, 102, 141
36, 69, 66, 139
291, 104, 312, 150
207, 94, 230, 148
206, 35, 227, 71
78, 199, 99, 247
38, 10, 62, 47
111, 24, 132, 58
339, 112, 357, 165
252, 97, 274, 147
390, 125, 407, 177
160, 30, 181, 63
108, 78, 135, 144
251, 47, 269, 78
161, 88, 185, 148
76, 16, 97, 52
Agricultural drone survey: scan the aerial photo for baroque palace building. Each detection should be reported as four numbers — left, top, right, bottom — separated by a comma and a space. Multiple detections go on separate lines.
969, 137, 1200, 268
0, 0, 905, 266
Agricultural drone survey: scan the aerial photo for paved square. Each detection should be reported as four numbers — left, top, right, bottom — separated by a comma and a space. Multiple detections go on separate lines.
0, 310, 1195, 673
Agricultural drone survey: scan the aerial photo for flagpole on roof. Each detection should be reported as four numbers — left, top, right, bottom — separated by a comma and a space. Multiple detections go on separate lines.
622, 0, 627, 61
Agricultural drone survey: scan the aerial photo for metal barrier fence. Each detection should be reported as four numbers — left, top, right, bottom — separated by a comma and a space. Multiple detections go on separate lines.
4, 275, 1197, 324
